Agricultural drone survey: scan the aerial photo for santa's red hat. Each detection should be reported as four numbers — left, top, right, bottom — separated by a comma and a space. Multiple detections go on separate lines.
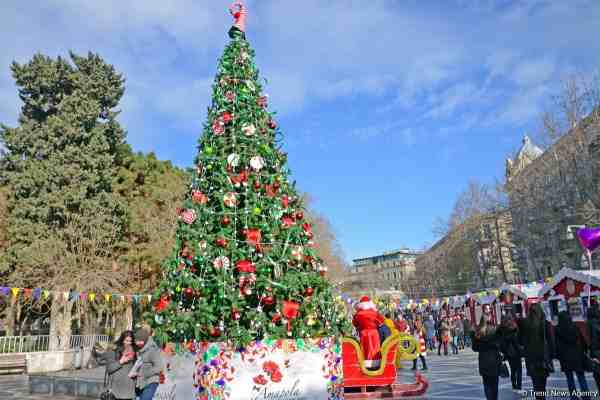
356, 295, 376, 311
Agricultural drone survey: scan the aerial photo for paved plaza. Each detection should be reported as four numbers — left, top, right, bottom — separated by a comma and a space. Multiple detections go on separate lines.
1, 349, 600, 399
398, 350, 600, 400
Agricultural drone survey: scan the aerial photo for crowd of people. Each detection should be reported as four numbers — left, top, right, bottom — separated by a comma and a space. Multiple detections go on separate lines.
351, 296, 473, 371
471, 302, 600, 400
351, 296, 600, 400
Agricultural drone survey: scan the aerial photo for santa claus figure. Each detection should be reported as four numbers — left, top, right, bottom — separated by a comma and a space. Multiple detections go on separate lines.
353, 296, 385, 368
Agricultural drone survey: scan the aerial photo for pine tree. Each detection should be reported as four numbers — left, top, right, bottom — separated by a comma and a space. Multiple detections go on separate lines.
148, 25, 350, 347
0, 52, 127, 289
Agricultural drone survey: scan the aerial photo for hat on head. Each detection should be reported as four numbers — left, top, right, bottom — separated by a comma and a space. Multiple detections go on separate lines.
357, 295, 376, 311
134, 328, 150, 343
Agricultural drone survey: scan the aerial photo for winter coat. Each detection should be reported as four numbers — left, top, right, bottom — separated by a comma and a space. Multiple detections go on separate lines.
136, 337, 165, 389
454, 319, 464, 336
424, 320, 436, 339
556, 323, 586, 373
95, 347, 136, 400
518, 318, 552, 378
353, 309, 385, 360
588, 316, 600, 359
471, 329, 502, 377
463, 318, 472, 335
498, 325, 521, 360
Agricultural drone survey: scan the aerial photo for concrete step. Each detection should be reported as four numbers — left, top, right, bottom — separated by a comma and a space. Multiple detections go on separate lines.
29, 374, 103, 399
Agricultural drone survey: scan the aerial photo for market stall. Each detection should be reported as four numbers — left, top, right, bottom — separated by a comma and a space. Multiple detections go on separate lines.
499, 283, 543, 318
467, 293, 499, 325
539, 267, 600, 324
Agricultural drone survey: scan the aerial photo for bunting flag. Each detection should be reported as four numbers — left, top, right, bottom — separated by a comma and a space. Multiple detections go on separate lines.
11, 287, 20, 298
89, 293, 96, 302
23, 288, 32, 299
105, 294, 112, 302
33, 288, 41, 300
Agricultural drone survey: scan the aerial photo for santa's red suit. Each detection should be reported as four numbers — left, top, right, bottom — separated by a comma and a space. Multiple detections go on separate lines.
352, 296, 385, 367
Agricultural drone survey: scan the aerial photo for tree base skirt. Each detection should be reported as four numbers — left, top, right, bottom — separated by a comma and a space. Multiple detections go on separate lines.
156, 337, 343, 400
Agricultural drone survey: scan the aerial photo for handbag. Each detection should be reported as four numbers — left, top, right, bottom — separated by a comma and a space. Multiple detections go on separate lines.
100, 369, 116, 400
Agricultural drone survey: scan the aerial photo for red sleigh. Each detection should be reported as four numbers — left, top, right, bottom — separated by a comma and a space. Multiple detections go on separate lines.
342, 333, 429, 399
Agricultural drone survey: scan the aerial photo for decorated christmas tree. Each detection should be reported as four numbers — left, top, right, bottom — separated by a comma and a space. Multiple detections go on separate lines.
147, 2, 350, 348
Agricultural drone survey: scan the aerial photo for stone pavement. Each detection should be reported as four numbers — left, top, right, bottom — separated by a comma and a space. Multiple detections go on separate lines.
398, 349, 600, 400
2, 349, 600, 399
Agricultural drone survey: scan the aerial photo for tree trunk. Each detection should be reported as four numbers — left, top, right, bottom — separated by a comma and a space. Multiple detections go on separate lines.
49, 298, 74, 350
113, 302, 133, 339
5, 298, 17, 336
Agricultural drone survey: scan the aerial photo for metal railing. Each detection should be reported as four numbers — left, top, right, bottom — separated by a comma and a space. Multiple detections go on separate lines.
0, 335, 111, 354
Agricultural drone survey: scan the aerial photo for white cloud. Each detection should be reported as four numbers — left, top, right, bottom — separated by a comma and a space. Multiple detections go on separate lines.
0, 0, 599, 146
511, 58, 556, 88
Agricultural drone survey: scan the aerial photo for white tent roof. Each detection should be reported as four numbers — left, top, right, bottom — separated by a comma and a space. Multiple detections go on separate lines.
500, 283, 544, 300
539, 267, 600, 298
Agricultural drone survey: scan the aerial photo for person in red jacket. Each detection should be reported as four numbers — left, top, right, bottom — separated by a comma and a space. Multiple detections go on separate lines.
353, 296, 385, 368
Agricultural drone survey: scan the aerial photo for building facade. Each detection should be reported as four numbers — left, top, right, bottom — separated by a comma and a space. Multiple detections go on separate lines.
414, 209, 517, 297
342, 248, 422, 298
506, 115, 600, 280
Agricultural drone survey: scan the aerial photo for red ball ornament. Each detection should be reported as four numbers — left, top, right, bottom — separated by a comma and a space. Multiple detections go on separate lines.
209, 327, 221, 337
215, 238, 228, 248
304, 287, 314, 297
222, 216, 230, 226
295, 211, 304, 220
253, 180, 261, 190
273, 181, 280, 190
271, 313, 282, 323
263, 296, 275, 306
281, 195, 289, 209
231, 308, 241, 320
191, 190, 208, 205
268, 119, 277, 129
222, 112, 233, 124
281, 215, 295, 229
183, 287, 194, 299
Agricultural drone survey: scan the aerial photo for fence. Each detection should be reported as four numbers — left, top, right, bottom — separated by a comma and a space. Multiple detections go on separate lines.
0, 335, 111, 353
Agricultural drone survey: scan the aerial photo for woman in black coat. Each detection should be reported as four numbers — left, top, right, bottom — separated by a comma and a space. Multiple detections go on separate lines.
471, 314, 502, 400
518, 303, 552, 400
588, 304, 600, 390
556, 311, 591, 400
498, 313, 522, 391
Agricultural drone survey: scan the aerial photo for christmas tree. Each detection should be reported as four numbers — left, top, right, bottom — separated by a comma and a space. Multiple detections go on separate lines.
147, 2, 350, 348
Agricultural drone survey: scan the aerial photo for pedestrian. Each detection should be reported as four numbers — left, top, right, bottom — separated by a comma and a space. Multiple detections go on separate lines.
424, 315, 436, 350
438, 317, 450, 356
471, 315, 502, 400
132, 328, 165, 400
556, 311, 591, 400
383, 312, 399, 337
94, 330, 137, 400
411, 321, 428, 371
463, 315, 473, 347
587, 303, 600, 390
518, 303, 553, 400
498, 314, 522, 392
455, 315, 465, 350
394, 313, 409, 334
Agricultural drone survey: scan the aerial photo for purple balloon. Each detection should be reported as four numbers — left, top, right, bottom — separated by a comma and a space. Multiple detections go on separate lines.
577, 227, 600, 253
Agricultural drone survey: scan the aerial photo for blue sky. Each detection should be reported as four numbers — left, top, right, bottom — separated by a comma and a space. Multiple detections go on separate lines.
1, 1, 600, 262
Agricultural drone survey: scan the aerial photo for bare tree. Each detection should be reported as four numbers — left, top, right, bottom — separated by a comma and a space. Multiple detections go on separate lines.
508, 72, 600, 279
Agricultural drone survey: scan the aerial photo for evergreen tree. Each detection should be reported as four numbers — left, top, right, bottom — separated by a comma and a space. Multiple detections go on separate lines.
0, 52, 127, 290
148, 23, 350, 346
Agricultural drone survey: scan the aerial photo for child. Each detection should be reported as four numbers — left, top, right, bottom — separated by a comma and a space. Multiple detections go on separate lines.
412, 320, 428, 371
